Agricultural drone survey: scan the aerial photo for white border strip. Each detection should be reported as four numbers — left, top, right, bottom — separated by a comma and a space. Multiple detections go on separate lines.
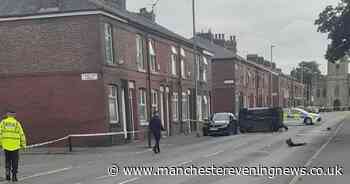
0, 11, 128, 23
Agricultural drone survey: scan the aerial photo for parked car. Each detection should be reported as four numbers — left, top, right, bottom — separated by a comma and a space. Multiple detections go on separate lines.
239, 107, 284, 133
208, 112, 238, 136
283, 108, 322, 125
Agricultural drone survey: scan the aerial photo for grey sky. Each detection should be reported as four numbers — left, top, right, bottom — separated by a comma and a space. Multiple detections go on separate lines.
127, 0, 339, 74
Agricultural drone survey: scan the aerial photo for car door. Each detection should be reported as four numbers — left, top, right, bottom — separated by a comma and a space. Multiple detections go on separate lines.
284, 109, 303, 125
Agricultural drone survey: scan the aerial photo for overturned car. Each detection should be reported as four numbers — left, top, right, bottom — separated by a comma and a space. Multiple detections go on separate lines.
239, 107, 285, 133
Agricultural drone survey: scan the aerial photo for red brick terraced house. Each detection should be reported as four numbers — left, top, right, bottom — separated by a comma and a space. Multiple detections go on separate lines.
196, 31, 304, 115
0, 0, 212, 145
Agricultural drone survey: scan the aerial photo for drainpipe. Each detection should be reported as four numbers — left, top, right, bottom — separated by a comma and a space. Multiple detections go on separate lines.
146, 34, 152, 148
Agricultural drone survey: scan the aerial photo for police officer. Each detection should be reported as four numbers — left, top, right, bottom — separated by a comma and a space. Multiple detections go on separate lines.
149, 111, 163, 154
0, 110, 26, 182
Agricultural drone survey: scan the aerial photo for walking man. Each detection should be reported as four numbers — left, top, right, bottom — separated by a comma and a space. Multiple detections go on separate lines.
149, 111, 163, 154
0, 110, 26, 182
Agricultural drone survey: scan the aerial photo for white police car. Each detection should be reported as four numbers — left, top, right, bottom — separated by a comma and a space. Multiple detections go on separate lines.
284, 108, 322, 125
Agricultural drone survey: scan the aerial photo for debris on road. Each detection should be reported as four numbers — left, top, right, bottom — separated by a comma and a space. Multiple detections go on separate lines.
286, 138, 307, 147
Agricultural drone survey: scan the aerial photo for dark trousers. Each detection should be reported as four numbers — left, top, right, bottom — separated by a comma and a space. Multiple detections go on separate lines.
153, 134, 160, 153
4, 150, 19, 175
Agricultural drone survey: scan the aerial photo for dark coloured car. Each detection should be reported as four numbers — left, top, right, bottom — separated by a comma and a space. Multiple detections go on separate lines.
239, 107, 284, 133
208, 112, 238, 136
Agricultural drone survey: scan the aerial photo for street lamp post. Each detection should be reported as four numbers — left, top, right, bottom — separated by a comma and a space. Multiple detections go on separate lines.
270, 45, 275, 64
192, 0, 200, 137
270, 44, 275, 107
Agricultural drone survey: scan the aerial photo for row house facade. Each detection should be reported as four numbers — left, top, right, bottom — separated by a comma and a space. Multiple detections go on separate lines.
0, 0, 212, 144
197, 31, 304, 114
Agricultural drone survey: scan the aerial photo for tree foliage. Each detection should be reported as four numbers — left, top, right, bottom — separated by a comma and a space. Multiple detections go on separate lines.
315, 0, 350, 63
290, 61, 322, 84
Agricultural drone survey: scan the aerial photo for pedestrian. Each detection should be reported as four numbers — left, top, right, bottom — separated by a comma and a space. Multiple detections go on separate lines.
149, 111, 164, 154
0, 110, 27, 182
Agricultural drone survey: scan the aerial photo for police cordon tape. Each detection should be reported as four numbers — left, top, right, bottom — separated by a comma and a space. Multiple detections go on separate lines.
25, 120, 207, 150
26, 130, 144, 149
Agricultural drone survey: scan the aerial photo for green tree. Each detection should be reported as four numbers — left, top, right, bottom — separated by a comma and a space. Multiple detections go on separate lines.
315, 0, 350, 63
291, 61, 322, 105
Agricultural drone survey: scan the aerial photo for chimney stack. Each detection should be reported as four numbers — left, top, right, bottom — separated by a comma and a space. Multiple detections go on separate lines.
138, 7, 156, 22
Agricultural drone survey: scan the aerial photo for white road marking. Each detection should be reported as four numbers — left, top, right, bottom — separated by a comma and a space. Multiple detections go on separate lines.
288, 121, 345, 184
204, 150, 224, 157
19, 166, 73, 181
135, 149, 152, 154
96, 175, 109, 180
178, 160, 193, 166
119, 177, 140, 184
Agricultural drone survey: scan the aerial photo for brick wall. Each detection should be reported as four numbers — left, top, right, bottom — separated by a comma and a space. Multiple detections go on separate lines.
0, 15, 101, 75
0, 15, 106, 145
0, 74, 106, 145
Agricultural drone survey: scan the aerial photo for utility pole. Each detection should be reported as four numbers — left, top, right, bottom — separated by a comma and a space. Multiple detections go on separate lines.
300, 64, 304, 107
192, 0, 200, 137
270, 45, 275, 107
270, 45, 275, 64
146, 34, 152, 148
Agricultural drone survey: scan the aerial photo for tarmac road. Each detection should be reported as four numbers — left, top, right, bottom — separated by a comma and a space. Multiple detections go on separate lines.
0, 111, 348, 184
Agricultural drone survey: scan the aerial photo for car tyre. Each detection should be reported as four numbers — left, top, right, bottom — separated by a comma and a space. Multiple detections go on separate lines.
304, 118, 313, 125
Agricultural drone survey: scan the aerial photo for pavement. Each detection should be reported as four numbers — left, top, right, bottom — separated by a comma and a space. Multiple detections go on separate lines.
0, 111, 348, 184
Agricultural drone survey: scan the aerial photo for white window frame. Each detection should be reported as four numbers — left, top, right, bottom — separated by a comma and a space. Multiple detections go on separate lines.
172, 92, 179, 121
139, 89, 148, 125
171, 46, 178, 55
196, 55, 201, 80
203, 56, 208, 65
180, 48, 186, 57
202, 56, 208, 82
202, 96, 209, 119
136, 34, 145, 71
182, 92, 189, 120
181, 59, 186, 79
104, 23, 114, 64
197, 96, 202, 121
171, 54, 177, 76
171, 46, 178, 76
149, 39, 157, 72
108, 85, 119, 124
151, 89, 158, 112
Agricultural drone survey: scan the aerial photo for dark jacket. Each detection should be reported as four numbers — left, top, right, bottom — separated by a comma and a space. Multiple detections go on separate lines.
149, 116, 162, 139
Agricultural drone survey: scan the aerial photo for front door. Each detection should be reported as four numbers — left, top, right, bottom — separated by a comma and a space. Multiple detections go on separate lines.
121, 88, 127, 139
160, 90, 165, 128
165, 88, 170, 136
128, 82, 136, 140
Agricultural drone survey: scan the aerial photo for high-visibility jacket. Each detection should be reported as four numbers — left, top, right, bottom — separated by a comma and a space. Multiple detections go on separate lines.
0, 116, 26, 151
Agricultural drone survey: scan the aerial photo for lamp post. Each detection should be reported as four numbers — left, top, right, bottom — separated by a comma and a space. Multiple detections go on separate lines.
269, 44, 275, 107
192, 0, 200, 137
270, 45, 275, 64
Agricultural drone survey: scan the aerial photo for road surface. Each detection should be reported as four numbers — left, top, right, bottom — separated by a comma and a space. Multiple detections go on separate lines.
0, 112, 348, 184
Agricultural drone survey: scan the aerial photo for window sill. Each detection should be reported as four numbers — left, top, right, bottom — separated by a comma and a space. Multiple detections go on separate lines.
109, 121, 120, 124
137, 69, 147, 73
140, 120, 149, 126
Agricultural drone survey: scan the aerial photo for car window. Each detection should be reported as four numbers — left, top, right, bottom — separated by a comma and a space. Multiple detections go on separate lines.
212, 113, 230, 121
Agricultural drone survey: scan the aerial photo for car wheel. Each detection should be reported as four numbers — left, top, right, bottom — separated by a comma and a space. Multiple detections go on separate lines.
304, 118, 313, 125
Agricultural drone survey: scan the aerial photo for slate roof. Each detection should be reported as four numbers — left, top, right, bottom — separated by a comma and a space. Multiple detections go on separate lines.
0, 0, 197, 48
195, 36, 279, 73
196, 37, 237, 59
